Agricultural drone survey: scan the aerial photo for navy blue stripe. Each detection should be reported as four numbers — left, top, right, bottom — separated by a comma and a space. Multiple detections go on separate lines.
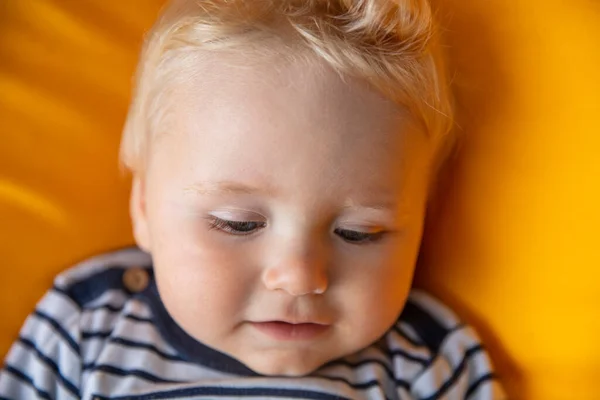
319, 376, 393, 399
87, 364, 182, 384
83, 307, 155, 324
83, 363, 398, 397
465, 372, 496, 399
110, 337, 184, 361
324, 359, 410, 390
81, 336, 184, 368
96, 386, 352, 400
82, 330, 112, 340
84, 303, 124, 313
18, 337, 80, 397
421, 345, 485, 400
82, 362, 96, 371
399, 301, 449, 355
80, 299, 155, 325
51, 286, 83, 311
126, 313, 155, 323
33, 310, 80, 355
81, 301, 154, 324
3, 365, 53, 400
389, 349, 429, 365
84, 363, 396, 398
83, 362, 94, 371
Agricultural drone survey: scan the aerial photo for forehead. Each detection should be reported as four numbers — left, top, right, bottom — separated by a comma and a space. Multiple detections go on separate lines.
150, 51, 430, 197
168, 49, 410, 133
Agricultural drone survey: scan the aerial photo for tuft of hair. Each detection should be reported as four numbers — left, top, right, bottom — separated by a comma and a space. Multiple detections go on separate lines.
120, 0, 455, 173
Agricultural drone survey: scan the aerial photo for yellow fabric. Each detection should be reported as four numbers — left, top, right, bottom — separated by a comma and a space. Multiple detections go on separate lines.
1, 1, 598, 399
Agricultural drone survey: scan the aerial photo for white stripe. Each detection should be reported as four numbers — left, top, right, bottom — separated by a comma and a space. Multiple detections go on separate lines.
81, 317, 179, 364
318, 360, 396, 398
15, 334, 81, 392
81, 307, 154, 334
4, 342, 79, 400
465, 352, 495, 386
438, 326, 481, 367
35, 290, 80, 328
0, 370, 40, 399
80, 301, 154, 338
85, 289, 130, 310
21, 313, 79, 357
121, 298, 154, 319
89, 343, 219, 381
83, 289, 153, 321
390, 351, 426, 383
387, 329, 431, 360
397, 321, 424, 344
83, 375, 363, 400
411, 354, 453, 399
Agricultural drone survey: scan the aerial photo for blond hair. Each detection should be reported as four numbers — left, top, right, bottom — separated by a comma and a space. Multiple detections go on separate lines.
120, 0, 453, 172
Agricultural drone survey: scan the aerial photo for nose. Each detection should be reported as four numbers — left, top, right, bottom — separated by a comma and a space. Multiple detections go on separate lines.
261, 239, 329, 296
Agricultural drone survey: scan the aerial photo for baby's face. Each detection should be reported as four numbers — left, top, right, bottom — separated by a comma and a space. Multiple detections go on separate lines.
131, 53, 433, 376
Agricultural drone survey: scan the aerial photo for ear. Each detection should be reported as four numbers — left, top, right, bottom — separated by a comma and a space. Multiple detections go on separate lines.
130, 175, 152, 253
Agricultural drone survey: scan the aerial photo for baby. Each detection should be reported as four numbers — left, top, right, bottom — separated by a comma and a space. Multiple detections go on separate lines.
0, 0, 505, 399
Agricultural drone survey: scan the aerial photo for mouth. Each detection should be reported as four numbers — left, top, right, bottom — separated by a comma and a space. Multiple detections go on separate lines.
250, 321, 330, 341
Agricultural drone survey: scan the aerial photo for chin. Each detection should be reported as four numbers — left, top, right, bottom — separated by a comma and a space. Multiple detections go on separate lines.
244, 353, 326, 377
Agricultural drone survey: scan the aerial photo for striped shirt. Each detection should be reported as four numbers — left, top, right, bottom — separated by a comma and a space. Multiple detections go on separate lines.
0, 248, 505, 400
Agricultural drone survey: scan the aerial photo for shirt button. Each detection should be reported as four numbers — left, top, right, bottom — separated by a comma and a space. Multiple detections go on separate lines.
123, 267, 149, 293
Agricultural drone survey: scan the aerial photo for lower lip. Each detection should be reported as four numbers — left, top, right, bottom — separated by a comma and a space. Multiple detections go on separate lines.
251, 321, 329, 341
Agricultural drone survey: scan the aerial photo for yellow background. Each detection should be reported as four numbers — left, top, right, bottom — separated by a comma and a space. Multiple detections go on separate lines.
1, 1, 599, 398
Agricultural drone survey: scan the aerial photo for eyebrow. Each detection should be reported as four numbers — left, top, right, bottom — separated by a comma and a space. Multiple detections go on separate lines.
183, 180, 277, 196
342, 198, 399, 212
183, 180, 399, 211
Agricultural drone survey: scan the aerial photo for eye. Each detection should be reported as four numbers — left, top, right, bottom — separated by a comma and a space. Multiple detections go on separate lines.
334, 228, 385, 244
208, 216, 266, 236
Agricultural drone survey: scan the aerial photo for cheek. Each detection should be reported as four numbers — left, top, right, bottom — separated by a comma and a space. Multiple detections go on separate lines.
343, 267, 413, 350
153, 243, 256, 338
336, 236, 420, 337
148, 204, 258, 334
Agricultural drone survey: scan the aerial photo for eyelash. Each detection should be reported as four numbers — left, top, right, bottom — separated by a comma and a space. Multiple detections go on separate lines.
207, 216, 385, 244
207, 217, 266, 236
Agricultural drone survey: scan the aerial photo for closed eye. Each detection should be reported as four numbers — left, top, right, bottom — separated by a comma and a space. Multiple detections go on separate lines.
207, 216, 266, 235
334, 228, 385, 244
